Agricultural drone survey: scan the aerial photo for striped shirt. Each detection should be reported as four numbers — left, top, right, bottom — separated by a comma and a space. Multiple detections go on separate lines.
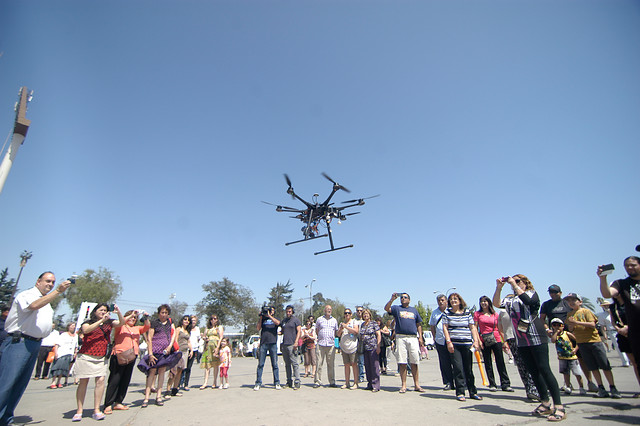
442, 309, 474, 346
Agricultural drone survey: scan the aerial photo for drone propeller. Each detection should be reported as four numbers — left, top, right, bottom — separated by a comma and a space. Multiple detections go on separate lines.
321, 172, 350, 193
344, 212, 360, 216
341, 194, 380, 204
284, 174, 292, 188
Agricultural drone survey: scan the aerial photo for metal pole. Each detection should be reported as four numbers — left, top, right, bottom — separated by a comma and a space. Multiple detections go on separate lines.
10, 250, 32, 305
0, 87, 32, 196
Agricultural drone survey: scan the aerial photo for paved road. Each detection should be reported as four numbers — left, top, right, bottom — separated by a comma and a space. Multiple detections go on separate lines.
13, 347, 640, 425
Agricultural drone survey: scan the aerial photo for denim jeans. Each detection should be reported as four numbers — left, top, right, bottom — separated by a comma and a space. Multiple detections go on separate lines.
281, 345, 300, 386
255, 343, 280, 386
0, 337, 41, 424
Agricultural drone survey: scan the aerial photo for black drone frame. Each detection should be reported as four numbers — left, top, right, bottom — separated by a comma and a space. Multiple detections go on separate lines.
263, 173, 376, 255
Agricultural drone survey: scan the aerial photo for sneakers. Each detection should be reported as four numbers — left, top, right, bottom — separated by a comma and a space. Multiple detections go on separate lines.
587, 381, 599, 393
275, 384, 282, 390
579, 387, 587, 396
223, 383, 229, 389
610, 386, 621, 399
595, 386, 610, 398
443, 384, 452, 391
488, 386, 498, 392
253, 385, 260, 391
561, 385, 572, 395
502, 386, 514, 392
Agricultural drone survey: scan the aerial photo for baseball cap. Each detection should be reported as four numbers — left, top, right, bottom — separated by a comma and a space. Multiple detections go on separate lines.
564, 292, 582, 301
548, 284, 562, 293
550, 318, 564, 325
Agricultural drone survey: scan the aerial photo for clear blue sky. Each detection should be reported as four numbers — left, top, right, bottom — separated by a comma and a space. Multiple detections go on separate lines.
1, 1, 638, 321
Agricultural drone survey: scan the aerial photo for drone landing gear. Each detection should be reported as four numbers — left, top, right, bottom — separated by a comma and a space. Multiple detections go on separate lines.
313, 223, 353, 255
314, 244, 353, 255
285, 234, 328, 246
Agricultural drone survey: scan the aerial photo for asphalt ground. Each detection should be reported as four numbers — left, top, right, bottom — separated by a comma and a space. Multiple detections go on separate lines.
13, 346, 640, 425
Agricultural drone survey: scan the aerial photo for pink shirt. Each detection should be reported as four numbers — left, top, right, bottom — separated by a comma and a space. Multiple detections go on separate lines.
473, 311, 501, 342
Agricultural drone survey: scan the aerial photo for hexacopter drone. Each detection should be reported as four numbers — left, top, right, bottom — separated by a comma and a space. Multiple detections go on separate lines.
262, 173, 378, 255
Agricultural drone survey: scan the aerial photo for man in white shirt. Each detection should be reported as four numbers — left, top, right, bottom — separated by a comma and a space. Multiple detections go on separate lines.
0, 272, 71, 425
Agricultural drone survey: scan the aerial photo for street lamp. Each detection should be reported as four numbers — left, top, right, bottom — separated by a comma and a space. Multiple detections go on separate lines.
10, 250, 32, 305
433, 287, 457, 296
305, 279, 316, 318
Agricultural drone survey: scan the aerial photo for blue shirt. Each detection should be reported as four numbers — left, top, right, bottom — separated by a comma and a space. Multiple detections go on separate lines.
390, 305, 421, 336
429, 307, 447, 345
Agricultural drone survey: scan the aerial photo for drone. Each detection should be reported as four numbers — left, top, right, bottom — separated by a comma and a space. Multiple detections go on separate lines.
262, 173, 378, 255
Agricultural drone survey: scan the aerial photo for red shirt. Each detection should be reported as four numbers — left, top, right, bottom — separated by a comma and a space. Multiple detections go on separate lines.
78, 322, 113, 357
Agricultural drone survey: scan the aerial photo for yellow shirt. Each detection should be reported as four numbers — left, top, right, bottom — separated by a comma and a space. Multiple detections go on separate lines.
567, 307, 600, 344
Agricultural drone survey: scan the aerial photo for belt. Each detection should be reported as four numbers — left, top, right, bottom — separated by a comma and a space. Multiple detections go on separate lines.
12, 331, 43, 342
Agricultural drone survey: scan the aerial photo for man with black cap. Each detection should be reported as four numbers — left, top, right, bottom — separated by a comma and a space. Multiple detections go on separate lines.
540, 284, 572, 336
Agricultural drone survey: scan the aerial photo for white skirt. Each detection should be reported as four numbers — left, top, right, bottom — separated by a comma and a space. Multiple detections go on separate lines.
73, 353, 109, 378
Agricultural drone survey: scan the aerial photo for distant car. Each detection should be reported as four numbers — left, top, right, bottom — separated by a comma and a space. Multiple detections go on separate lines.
423, 330, 435, 349
244, 332, 284, 357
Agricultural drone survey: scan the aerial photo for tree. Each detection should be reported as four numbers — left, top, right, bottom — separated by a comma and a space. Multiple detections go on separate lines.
64, 267, 123, 314
0, 268, 16, 307
196, 277, 259, 336
169, 299, 189, 325
415, 300, 432, 325
581, 297, 596, 312
267, 280, 294, 320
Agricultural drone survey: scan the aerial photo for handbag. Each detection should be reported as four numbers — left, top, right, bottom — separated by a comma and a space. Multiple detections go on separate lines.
99, 324, 113, 358
116, 348, 136, 365
481, 314, 498, 346
46, 350, 55, 363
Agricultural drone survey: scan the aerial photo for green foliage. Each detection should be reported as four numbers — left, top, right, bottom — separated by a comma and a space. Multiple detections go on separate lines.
195, 277, 259, 335
0, 268, 16, 307
63, 267, 123, 313
415, 300, 432, 325
169, 299, 189, 325
267, 280, 294, 320
581, 297, 596, 312
311, 292, 345, 320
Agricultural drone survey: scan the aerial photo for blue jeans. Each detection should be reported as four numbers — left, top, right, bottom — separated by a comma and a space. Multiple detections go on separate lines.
0, 337, 41, 424
255, 343, 280, 386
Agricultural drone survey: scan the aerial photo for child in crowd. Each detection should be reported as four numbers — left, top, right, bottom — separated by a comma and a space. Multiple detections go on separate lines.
564, 293, 621, 398
218, 338, 231, 389
550, 318, 586, 395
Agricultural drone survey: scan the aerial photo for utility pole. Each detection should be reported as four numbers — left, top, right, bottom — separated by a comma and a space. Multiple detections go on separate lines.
0, 87, 33, 196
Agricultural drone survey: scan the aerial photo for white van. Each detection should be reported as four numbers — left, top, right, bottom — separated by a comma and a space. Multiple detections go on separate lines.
245, 331, 284, 357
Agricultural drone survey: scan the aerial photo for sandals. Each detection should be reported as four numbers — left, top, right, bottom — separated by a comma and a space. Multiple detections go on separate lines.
470, 394, 483, 400
72, 413, 82, 422
103, 406, 113, 415
155, 397, 164, 406
141, 400, 149, 408
199, 385, 208, 390
414, 386, 425, 392
399, 388, 407, 394
456, 395, 466, 402
547, 408, 566, 422
532, 403, 553, 417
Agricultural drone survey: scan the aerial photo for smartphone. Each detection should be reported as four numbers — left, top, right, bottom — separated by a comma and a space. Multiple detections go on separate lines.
599, 264, 615, 277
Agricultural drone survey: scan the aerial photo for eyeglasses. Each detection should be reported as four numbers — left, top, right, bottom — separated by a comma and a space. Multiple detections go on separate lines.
356, 309, 363, 312
400, 296, 409, 299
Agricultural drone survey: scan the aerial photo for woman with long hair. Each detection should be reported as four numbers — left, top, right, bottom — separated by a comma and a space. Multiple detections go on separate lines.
72, 304, 125, 422
200, 314, 224, 389
103, 310, 150, 414
302, 316, 317, 378
377, 318, 391, 375
137, 304, 182, 407
474, 296, 513, 392
442, 293, 482, 402
166, 315, 192, 396
358, 309, 381, 392
493, 275, 565, 422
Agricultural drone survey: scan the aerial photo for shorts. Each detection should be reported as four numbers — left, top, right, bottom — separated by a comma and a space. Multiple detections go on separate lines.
558, 358, 584, 376
577, 342, 611, 371
395, 335, 420, 365
341, 351, 357, 364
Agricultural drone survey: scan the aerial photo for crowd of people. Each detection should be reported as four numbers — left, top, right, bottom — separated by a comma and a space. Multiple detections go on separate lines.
0, 255, 638, 424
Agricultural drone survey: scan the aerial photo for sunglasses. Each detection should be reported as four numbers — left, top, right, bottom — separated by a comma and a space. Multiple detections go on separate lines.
344, 312, 352, 315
